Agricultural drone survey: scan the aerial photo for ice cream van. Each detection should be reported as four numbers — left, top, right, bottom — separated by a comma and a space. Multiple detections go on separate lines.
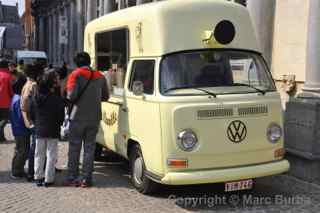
85, 0, 290, 193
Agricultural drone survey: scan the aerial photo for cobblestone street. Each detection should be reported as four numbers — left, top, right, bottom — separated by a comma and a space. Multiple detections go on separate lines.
0, 141, 319, 213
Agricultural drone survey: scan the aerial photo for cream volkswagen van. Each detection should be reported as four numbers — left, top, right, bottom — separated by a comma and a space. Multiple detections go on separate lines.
85, 0, 290, 193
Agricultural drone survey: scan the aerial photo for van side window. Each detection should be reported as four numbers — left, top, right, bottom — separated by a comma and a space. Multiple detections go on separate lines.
129, 60, 155, 95
95, 28, 129, 96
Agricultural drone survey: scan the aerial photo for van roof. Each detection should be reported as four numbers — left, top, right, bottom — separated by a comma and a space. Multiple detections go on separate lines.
85, 0, 260, 58
17, 50, 47, 59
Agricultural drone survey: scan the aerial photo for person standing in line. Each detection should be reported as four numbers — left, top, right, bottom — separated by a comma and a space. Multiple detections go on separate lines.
0, 59, 14, 141
29, 71, 64, 187
10, 73, 30, 179
20, 64, 43, 181
65, 52, 109, 188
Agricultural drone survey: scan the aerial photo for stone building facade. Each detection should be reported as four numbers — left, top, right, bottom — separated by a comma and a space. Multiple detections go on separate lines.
21, 0, 34, 49
30, 0, 166, 67
0, 1, 23, 56
30, 0, 246, 67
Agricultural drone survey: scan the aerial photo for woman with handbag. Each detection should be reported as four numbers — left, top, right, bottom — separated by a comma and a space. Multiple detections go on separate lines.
29, 71, 64, 187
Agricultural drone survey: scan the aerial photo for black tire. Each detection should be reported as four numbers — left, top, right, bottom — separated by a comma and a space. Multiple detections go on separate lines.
94, 143, 103, 161
129, 144, 158, 194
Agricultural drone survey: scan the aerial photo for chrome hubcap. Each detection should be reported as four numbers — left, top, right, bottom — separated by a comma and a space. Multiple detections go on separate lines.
133, 156, 143, 185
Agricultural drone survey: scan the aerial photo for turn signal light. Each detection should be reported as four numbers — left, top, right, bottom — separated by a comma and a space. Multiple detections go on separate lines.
167, 159, 188, 168
274, 148, 286, 158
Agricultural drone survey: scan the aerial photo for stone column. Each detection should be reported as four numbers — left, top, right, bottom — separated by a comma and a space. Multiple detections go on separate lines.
87, 0, 97, 22
69, 1, 76, 66
76, 0, 83, 51
246, 0, 276, 67
136, 0, 149, 5
58, 8, 63, 65
118, 0, 126, 9
38, 16, 45, 51
99, 0, 104, 17
63, 5, 69, 64
48, 14, 52, 63
284, 0, 320, 185
300, 0, 320, 97
104, 0, 115, 14
34, 16, 39, 50
52, 11, 57, 63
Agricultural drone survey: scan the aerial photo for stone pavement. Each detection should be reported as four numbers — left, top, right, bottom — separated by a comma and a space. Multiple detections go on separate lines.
0, 140, 320, 213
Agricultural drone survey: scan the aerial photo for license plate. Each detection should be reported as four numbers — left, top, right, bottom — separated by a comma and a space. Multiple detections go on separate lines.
225, 179, 253, 192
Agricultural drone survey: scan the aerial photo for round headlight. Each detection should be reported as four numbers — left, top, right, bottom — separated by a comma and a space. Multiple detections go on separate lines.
267, 123, 282, 143
177, 129, 198, 152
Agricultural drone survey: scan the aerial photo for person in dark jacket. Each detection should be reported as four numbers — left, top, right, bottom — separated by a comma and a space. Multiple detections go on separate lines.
10, 73, 30, 179
29, 71, 64, 187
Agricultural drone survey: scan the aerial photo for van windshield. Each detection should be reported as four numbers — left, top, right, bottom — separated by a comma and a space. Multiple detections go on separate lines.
160, 50, 276, 96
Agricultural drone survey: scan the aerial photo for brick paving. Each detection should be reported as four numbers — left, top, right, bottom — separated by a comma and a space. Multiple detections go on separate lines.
0, 140, 320, 213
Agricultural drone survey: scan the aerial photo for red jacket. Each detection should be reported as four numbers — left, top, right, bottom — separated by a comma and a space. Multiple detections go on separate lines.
0, 68, 14, 108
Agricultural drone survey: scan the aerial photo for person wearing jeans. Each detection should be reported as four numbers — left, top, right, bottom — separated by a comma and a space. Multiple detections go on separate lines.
10, 74, 30, 178
65, 52, 109, 187
21, 64, 41, 181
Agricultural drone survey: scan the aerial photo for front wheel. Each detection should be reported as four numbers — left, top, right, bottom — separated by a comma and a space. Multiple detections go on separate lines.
129, 144, 158, 194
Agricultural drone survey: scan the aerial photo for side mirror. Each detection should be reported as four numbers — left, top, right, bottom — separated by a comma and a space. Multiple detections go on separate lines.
132, 81, 144, 96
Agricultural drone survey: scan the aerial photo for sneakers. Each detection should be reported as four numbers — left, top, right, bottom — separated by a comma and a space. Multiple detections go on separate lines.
10, 173, 25, 180
27, 175, 34, 182
44, 182, 54, 187
80, 179, 92, 188
35, 178, 45, 187
63, 179, 81, 187
55, 167, 62, 173
64, 179, 92, 188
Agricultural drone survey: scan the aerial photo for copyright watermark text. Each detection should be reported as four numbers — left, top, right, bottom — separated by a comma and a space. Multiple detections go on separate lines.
168, 194, 311, 208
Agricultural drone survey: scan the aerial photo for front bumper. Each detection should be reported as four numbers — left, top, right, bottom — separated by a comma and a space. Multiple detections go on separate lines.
161, 160, 290, 185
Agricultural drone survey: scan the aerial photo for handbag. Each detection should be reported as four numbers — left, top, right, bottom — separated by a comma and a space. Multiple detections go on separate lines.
60, 69, 93, 140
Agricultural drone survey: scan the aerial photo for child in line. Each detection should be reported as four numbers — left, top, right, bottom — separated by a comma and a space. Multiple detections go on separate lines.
29, 71, 64, 187
10, 73, 30, 179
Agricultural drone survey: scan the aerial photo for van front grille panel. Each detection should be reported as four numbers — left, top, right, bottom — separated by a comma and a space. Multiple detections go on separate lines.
198, 109, 234, 119
238, 106, 268, 116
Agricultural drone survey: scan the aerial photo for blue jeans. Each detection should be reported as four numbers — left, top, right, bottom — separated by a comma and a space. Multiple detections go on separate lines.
28, 129, 36, 178
67, 121, 99, 182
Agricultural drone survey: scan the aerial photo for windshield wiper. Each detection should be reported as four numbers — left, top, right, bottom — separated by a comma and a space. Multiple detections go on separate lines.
193, 88, 217, 98
164, 86, 217, 97
164, 86, 195, 93
231, 83, 266, 95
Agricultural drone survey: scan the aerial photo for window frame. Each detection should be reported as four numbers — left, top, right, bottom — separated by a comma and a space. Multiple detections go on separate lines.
128, 59, 156, 95
94, 26, 130, 71
159, 48, 276, 97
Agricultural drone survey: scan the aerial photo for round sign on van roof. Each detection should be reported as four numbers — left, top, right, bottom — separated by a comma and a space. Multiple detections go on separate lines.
214, 20, 236, 45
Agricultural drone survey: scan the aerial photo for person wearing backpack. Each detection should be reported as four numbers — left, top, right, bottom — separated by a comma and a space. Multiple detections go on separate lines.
65, 52, 109, 187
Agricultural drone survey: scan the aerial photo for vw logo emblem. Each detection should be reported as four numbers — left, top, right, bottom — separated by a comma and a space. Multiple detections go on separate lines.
227, 120, 247, 143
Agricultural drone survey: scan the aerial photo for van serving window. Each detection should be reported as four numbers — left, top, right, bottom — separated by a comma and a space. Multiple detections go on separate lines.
95, 28, 129, 96
129, 60, 155, 95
